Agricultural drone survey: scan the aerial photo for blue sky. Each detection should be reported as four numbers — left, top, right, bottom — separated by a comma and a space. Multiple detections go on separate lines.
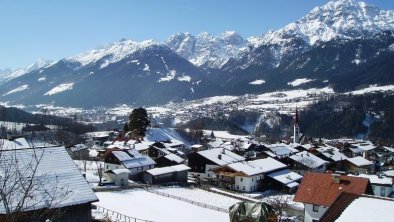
0, 0, 393, 69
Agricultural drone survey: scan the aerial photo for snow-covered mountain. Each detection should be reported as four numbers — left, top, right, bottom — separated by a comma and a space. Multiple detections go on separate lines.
0, 59, 53, 83
260, 0, 394, 46
165, 31, 247, 69
0, 0, 393, 108
247, 0, 394, 65
65, 39, 160, 69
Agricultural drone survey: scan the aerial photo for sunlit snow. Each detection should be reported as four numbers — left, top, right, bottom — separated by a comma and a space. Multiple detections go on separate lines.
3, 85, 29, 96
249, 79, 266, 85
44, 83, 74, 96
287, 78, 314, 87
177, 75, 191, 82
349, 85, 394, 95
38, 77, 46, 82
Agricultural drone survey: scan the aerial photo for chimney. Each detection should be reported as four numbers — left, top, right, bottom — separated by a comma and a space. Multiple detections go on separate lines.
332, 173, 341, 184
218, 154, 222, 160
222, 148, 226, 154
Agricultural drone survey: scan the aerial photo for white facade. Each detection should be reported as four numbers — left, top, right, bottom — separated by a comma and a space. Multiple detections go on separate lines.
233, 174, 264, 192
372, 184, 393, 197
304, 204, 328, 222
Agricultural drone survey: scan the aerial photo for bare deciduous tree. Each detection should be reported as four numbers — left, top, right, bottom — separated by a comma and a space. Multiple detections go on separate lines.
265, 194, 299, 222
0, 140, 72, 222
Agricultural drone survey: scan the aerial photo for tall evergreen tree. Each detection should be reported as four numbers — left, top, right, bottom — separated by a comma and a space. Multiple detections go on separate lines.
128, 107, 150, 137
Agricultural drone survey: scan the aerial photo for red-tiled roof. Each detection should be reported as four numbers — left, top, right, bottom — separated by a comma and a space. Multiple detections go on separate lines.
293, 172, 370, 207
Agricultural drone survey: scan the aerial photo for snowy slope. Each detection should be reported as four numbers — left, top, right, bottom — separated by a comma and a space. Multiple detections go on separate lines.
145, 128, 191, 146
0, 59, 53, 83
66, 39, 159, 68
165, 31, 247, 68
258, 0, 394, 46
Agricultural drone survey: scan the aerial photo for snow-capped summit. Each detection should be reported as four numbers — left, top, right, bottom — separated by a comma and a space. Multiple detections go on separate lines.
165, 31, 247, 68
259, 0, 394, 46
66, 39, 160, 68
0, 58, 53, 83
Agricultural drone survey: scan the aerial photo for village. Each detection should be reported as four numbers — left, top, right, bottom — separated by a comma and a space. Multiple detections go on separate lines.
1, 107, 393, 222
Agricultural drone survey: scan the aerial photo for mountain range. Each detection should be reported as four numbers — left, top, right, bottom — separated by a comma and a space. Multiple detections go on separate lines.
0, 0, 393, 108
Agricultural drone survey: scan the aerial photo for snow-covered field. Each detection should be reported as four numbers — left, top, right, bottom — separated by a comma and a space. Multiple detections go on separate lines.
44, 83, 74, 96
94, 189, 229, 222
203, 130, 249, 140
153, 186, 241, 209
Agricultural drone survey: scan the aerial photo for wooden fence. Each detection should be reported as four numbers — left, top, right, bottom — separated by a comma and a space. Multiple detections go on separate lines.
146, 189, 229, 213
94, 205, 155, 222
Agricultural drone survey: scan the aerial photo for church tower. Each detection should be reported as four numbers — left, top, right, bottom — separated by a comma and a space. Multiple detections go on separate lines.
294, 107, 300, 144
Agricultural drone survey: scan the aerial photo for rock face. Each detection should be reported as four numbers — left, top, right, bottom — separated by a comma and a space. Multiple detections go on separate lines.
0, 0, 393, 108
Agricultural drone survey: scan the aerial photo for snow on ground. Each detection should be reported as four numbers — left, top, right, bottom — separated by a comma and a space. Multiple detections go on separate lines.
145, 128, 191, 146
349, 85, 394, 95
94, 189, 229, 222
249, 79, 266, 85
203, 130, 249, 140
251, 87, 333, 103
158, 70, 176, 82
287, 78, 314, 87
153, 187, 241, 209
201, 96, 238, 106
143, 63, 150, 71
3, 84, 29, 96
107, 104, 134, 116
177, 75, 191, 82
44, 83, 74, 96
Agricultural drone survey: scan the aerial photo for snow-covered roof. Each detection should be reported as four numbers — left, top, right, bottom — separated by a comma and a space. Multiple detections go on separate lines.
170, 164, 191, 172
134, 142, 151, 151
351, 174, 393, 185
383, 170, 394, 177
349, 147, 364, 154
0, 138, 31, 150
346, 156, 373, 167
267, 143, 298, 157
355, 143, 376, 151
107, 169, 131, 175
70, 144, 88, 152
122, 157, 156, 169
207, 139, 225, 149
383, 146, 394, 153
111, 149, 156, 169
145, 164, 190, 176
225, 157, 286, 176
289, 151, 327, 169
336, 196, 394, 222
317, 147, 348, 161
268, 169, 303, 187
198, 148, 245, 166
163, 153, 184, 163
0, 146, 98, 214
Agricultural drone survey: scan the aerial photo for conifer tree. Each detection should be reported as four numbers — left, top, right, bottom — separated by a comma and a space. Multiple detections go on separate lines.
128, 107, 150, 137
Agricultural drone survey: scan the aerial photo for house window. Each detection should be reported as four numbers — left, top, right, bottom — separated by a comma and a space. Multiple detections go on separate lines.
236, 185, 239, 189
381, 187, 385, 196
240, 178, 243, 182
207, 174, 210, 177
106, 165, 109, 169
313, 205, 319, 212
243, 186, 245, 190
252, 178, 254, 182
